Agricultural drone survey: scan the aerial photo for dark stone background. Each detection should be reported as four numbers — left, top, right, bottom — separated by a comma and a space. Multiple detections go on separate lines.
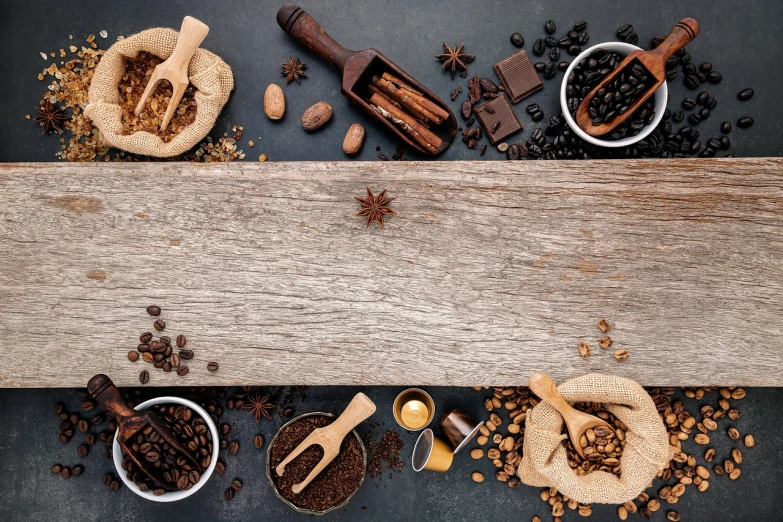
1, 0, 782, 520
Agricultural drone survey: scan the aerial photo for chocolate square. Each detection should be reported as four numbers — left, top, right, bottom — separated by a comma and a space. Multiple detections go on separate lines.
494, 50, 543, 104
474, 95, 522, 145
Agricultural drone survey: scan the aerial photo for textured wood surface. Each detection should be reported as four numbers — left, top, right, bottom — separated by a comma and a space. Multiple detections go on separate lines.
0, 159, 781, 388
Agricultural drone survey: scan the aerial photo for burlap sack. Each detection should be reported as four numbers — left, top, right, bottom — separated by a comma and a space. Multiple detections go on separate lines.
85, 28, 233, 157
517, 373, 673, 505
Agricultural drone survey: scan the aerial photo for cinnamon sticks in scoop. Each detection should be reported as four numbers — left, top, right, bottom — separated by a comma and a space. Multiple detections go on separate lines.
367, 72, 445, 152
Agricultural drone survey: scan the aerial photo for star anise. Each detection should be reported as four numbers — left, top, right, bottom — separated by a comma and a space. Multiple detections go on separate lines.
243, 391, 275, 423
435, 43, 475, 79
281, 56, 307, 84
354, 187, 396, 229
34, 100, 69, 134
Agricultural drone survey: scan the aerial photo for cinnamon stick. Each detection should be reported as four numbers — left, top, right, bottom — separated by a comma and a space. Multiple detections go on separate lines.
371, 76, 444, 124
380, 72, 449, 122
369, 92, 442, 152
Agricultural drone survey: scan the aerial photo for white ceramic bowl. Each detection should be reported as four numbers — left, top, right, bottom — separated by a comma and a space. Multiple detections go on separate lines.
112, 396, 219, 502
560, 42, 668, 148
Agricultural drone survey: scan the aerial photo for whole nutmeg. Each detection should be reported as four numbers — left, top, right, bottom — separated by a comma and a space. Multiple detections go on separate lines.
264, 84, 285, 120
301, 101, 333, 131
342, 123, 365, 155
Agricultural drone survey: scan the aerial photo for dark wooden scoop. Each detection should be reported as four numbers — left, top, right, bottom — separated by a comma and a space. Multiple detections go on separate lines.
87, 374, 202, 490
276, 4, 457, 155
576, 18, 699, 137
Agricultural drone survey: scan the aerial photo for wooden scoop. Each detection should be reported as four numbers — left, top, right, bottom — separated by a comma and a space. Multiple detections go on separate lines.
87, 374, 202, 490
133, 16, 209, 132
575, 18, 699, 137
528, 372, 612, 459
275, 392, 376, 494
276, 4, 457, 155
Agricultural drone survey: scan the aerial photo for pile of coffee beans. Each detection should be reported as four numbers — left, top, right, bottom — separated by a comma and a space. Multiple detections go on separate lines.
566, 51, 657, 138
132, 305, 196, 384
532, 20, 590, 81
270, 415, 365, 512
120, 403, 212, 494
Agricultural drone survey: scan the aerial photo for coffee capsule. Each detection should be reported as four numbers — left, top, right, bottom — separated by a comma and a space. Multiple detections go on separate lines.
411, 429, 454, 472
393, 388, 435, 431
440, 409, 484, 453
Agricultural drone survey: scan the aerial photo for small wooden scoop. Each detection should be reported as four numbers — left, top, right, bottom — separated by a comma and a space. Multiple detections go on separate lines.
576, 18, 699, 137
276, 4, 457, 155
528, 372, 612, 459
276, 392, 376, 494
87, 374, 202, 490
133, 16, 209, 132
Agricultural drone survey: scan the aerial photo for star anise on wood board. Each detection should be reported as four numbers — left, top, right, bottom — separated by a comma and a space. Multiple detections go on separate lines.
244, 391, 275, 422
435, 43, 475, 79
281, 56, 307, 84
354, 187, 396, 229
34, 100, 69, 134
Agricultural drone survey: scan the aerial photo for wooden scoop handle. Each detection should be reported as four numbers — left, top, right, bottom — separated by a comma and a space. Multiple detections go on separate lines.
277, 4, 354, 72
529, 372, 577, 421
168, 16, 209, 74
88, 374, 137, 421
650, 18, 699, 62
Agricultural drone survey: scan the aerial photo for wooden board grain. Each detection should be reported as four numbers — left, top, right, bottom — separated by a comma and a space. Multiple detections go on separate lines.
0, 159, 781, 388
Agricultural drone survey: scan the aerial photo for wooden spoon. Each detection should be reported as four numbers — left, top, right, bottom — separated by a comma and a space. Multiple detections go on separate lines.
276, 4, 456, 155
133, 16, 210, 132
575, 18, 699, 137
87, 374, 202, 490
528, 372, 612, 458
275, 392, 376, 494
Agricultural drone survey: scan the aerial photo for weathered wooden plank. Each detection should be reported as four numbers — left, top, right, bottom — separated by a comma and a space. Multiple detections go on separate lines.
0, 159, 781, 387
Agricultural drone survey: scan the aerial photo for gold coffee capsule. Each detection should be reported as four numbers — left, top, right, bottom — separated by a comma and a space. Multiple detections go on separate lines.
412, 429, 454, 472
393, 388, 435, 431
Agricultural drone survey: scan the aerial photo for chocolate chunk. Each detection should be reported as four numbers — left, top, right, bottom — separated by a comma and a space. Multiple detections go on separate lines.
493, 50, 543, 104
474, 95, 523, 145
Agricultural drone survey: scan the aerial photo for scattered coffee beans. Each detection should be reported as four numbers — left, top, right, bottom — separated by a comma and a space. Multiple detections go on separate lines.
146, 305, 161, 316
510, 32, 524, 48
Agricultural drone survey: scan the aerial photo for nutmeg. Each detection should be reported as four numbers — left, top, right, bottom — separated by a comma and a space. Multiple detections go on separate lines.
263, 84, 285, 120
342, 123, 365, 155
301, 101, 332, 131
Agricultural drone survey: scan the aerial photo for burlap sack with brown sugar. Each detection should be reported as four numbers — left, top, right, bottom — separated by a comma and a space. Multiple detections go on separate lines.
85, 28, 233, 157
517, 373, 673, 505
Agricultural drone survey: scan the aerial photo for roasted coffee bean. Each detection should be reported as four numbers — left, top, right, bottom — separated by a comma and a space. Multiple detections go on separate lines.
534, 61, 546, 72
688, 113, 701, 125
175, 335, 186, 348
77, 419, 89, 433
682, 98, 696, 110
137, 343, 150, 353
699, 108, 710, 120
683, 63, 697, 76
77, 443, 89, 457
128, 351, 139, 362
696, 91, 709, 105
673, 110, 684, 122
61, 467, 72, 479
707, 71, 722, 84
162, 361, 172, 372
178, 349, 194, 360
720, 136, 731, 149
146, 305, 161, 316
737, 117, 754, 129
480, 78, 498, 93
229, 441, 240, 454
224, 488, 234, 501
705, 96, 717, 110
140, 332, 153, 343
544, 63, 557, 79
215, 460, 226, 475
558, 61, 569, 71
578, 31, 589, 45
510, 32, 524, 47
549, 47, 560, 61
684, 75, 700, 89
176, 365, 189, 377
737, 88, 754, 101
254, 435, 265, 449
573, 20, 587, 32
568, 44, 581, 56
231, 478, 242, 491
625, 32, 639, 45
721, 121, 732, 134
283, 407, 295, 417
51, 464, 62, 474
708, 138, 722, 149
545, 36, 559, 48
533, 39, 545, 56
545, 20, 556, 34
526, 103, 539, 115
617, 24, 633, 38
170, 353, 180, 368
559, 35, 571, 47
666, 69, 678, 81
532, 110, 545, 122
207, 362, 219, 372
700, 147, 715, 157
666, 57, 679, 70
154, 319, 165, 331
699, 62, 712, 73
139, 370, 149, 385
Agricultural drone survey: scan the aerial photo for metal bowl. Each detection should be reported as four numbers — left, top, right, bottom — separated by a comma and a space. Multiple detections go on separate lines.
265, 412, 368, 516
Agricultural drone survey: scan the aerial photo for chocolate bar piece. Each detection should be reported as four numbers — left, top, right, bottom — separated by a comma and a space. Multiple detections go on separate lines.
494, 50, 543, 104
474, 95, 522, 145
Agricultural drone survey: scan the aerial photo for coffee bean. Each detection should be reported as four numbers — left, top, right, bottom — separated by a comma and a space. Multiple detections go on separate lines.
617, 24, 633, 39
153, 319, 165, 331
737, 117, 754, 129
684, 75, 700, 89
545, 36, 558, 48
672, 110, 684, 123
699, 108, 710, 120
720, 136, 731, 149
231, 478, 242, 491
613, 349, 629, 361
568, 44, 581, 56
625, 32, 639, 45
707, 71, 722, 84
544, 62, 557, 79
60, 467, 72, 479
51, 464, 62, 474
737, 88, 754, 101
471, 471, 484, 483
573, 20, 587, 32
532, 110, 544, 122
526, 103, 539, 114
176, 365, 189, 377
696, 91, 708, 105
207, 362, 219, 372
137, 343, 150, 353
128, 351, 139, 362
140, 332, 153, 343
682, 98, 696, 110
688, 113, 701, 125
229, 441, 239, 454
254, 435, 265, 449
109, 480, 120, 491
224, 489, 234, 501
178, 349, 194, 360
510, 32, 524, 47
77, 420, 89, 433
146, 305, 161, 316
283, 407, 295, 417
215, 460, 226, 475
139, 370, 149, 385
175, 335, 186, 348
559, 35, 571, 47
666, 69, 678, 81
77, 444, 89, 457
545, 20, 556, 34
169, 353, 180, 368
533, 39, 544, 56
534, 61, 546, 72
549, 47, 560, 61
162, 361, 172, 372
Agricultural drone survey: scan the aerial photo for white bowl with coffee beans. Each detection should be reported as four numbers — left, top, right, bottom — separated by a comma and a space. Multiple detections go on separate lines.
560, 42, 668, 148
112, 396, 219, 502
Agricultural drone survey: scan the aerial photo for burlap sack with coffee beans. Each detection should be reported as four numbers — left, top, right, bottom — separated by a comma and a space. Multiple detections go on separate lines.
85, 28, 233, 157
517, 373, 673, 505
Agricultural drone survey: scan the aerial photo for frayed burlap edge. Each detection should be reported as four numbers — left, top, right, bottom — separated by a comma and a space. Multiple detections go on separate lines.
517, 373, 675, 505
85, 28, 233, 157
